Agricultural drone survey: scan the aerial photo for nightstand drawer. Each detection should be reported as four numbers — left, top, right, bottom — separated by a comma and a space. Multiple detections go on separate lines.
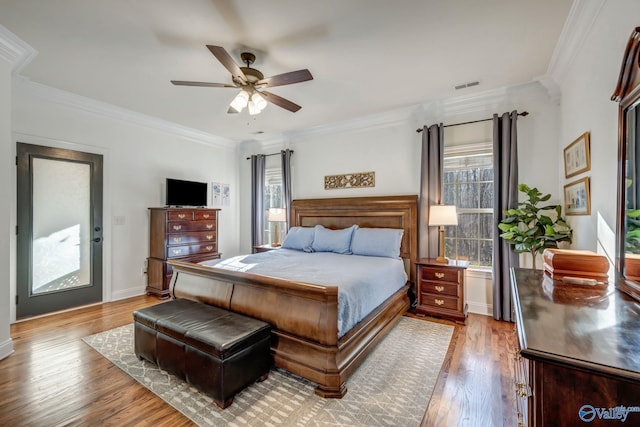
415, 259, 469, 323
420, 293, 458, 310
419, 281, 459, 296
419, 267, 460, 283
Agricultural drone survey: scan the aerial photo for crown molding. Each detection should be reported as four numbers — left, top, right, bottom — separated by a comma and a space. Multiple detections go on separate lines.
14, 77, 236, 150
546, 0, 607, 84
0, 25, 37, 73
288, 105, 416, 141
240, 81, 548, 153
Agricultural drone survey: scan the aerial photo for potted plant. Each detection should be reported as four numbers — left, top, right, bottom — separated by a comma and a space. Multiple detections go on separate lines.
497, 184, 573, 269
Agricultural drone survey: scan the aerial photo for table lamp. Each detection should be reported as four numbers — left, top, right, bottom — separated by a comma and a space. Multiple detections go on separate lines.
429, 205, 458, 264
268, 208, 287, 247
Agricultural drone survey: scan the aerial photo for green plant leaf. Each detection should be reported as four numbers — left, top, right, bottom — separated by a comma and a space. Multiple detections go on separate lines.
497, 183, 573, 260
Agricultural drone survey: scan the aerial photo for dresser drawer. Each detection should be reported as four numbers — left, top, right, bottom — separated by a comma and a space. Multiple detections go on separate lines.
166, 242, 218, 258
419, 293, 458, 311
167, 231, 217, 246
419, 267, 460, 283
419, 280, 459, 297
167, 220, 217, 233
195, 210, 217, 220
167, 210, 195, 221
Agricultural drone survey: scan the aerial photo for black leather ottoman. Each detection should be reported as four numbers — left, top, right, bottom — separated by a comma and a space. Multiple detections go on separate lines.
133, 298, 272, 409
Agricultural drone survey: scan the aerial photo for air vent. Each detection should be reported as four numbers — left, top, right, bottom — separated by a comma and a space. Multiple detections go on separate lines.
454, 81, 480, 90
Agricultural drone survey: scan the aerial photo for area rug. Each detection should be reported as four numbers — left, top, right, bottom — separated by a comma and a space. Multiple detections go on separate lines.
83, 317, 453, 427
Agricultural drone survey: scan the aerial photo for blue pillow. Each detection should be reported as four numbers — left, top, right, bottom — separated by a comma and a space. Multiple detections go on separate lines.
350, 227, 404, 258
281, 226, 315, 252
312, 225, 357, 254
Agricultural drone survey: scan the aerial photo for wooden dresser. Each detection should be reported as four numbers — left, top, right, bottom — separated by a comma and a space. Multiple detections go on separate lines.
415, 259, 469, 323
511, 268, 640, 426
147, 207, 221, 298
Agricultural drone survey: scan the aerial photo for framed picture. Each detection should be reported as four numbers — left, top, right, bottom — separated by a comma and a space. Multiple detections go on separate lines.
563, 132, 591, 178
211, 182, 222, 207
564, 177, 591, 216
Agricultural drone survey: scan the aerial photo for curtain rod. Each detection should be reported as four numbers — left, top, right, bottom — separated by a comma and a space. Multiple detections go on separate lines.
415, 111, 529, 133
245, 150, 294, 160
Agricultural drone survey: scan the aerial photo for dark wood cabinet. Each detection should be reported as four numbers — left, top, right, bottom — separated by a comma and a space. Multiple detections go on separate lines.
511, 268, 640, 426
415, 259, 469, 323
147, 207, 220, 298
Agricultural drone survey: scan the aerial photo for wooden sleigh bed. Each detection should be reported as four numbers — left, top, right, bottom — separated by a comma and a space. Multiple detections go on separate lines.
168, 195, 418, 398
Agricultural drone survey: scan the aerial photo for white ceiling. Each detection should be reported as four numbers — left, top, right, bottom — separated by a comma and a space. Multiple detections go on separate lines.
1, 0, 573, 143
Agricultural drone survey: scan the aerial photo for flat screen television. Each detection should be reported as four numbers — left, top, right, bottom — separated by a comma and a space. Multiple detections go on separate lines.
166, 178, 208, 207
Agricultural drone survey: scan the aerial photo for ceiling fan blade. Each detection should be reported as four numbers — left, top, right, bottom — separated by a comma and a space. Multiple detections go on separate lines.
171, 80, 236, 88
260, 90, 302, 112
256, 69, 313, 88
227, 106, 240, 114
206, 45, 247, 84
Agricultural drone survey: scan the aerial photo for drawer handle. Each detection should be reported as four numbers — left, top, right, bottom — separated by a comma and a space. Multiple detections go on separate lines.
435, 272, 445, 279
178, 214, 186, 219
205, 245, 213, 251
512, 348, 521, 360
434, 299, 444, 306
435, 285, 445, 292
172, 237, 182, 243
206, 224, 214, 229
203, 214, 210, 218
515, 382, 530, 397
172, 249, 182, 255
206, 234, 214, 240
173, 225, 182, 231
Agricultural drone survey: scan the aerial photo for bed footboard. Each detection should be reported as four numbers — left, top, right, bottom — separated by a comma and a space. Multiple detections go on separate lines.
168, 259, 409, 398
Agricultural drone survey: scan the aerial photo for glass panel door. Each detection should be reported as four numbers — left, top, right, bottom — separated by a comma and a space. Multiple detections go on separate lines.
31, 158, 91, 295
16, 143, 103, 319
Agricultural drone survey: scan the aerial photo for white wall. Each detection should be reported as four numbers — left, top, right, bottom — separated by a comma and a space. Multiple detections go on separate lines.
0, 48, 14, 359
553, 1, 640, 252
239, 82, 561, 316
8, 78, 240, 322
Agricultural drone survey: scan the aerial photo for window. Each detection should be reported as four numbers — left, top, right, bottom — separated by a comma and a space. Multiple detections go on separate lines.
442, 143, 493, 268
263, 167, 283, 244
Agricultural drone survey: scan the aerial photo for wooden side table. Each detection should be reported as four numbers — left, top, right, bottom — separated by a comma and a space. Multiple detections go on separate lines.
252, 244, 280, 253
414, 258, 469, 323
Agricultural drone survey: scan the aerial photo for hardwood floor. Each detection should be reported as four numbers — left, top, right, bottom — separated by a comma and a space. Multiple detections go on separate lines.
0, 296, 517, 426
417, 313, 518, 427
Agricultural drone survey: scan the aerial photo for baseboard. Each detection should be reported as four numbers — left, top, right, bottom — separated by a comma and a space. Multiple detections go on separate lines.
110, 285, 146, 302
467, 301, 493, 317
0, 337, 15, 361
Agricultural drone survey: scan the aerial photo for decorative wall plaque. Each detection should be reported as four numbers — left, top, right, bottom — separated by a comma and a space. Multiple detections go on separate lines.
324, 171, 375, 190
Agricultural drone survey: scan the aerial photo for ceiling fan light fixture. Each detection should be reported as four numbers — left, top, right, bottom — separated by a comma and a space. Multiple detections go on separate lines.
252, 92, 268, 111
248, 100, 261, 115
230, 90, 249, 112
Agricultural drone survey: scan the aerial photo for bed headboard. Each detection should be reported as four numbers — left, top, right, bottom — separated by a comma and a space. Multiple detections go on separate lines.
290, 195, 418, 282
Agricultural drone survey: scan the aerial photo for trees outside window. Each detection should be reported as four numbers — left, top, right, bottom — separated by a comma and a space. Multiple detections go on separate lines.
442, 145, 493, 268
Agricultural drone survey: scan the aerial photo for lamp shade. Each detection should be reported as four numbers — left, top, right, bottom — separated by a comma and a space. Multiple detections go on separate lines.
429, 205, 458, 226
268, 208, 287, 222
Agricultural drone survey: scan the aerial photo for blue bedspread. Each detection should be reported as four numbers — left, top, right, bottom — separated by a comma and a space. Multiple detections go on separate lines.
199, 249, 407, 338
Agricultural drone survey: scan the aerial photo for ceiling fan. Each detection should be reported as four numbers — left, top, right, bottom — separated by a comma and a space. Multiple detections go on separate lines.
171, 45, 313, 115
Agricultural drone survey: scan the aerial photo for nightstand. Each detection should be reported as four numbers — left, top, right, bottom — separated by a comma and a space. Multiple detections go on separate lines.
415, 258, 469, 324
252, 244, 280, 253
